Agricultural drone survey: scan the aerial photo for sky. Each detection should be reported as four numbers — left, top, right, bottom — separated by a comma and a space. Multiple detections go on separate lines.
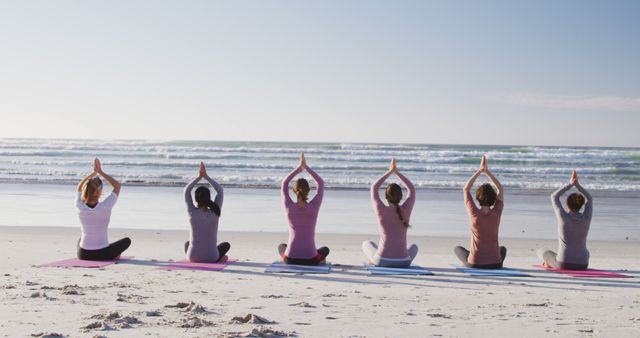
0, 1, 639, 147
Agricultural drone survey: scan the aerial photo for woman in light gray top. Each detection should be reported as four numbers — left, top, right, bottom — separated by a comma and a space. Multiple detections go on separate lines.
184, 162, 230, 262
537, 170, 593, 270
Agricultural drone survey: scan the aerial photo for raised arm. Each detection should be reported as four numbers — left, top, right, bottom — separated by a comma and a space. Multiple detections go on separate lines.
77, 172, 96, 192
282, 166, 303, 205
305, 165, 324, 205
550, 183, 572, 217
371, 171, 391, 209
574, 182, 593, 219
203, 175, 224, 208
463, 170, 482, 193
396, 172, 416, 209
94, 158, 121, 195
479, 155, 503, 202
184, 176, 201, 212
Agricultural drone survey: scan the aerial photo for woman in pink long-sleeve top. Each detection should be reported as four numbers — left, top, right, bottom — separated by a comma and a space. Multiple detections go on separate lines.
362, 158, 418, 268
277, 153, 330, 265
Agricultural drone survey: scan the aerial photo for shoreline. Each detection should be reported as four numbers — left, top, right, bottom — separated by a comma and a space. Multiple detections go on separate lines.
2, 179, 639, 196
1, 182, 639, 241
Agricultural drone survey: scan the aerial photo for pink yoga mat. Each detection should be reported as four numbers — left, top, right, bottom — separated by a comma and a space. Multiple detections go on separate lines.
534, 265, 632, 278
158, 259, 237, 271
40, 256, 134, 268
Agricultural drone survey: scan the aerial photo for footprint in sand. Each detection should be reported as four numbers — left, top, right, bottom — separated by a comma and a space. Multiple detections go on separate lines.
230, 313, 276, 325
29, 333, 65, 338
164, 301, 207, 314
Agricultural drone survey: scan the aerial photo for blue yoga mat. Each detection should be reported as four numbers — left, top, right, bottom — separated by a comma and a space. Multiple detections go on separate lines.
365, 265, 434, 275
454, 265, 530, 277
265, 261, 331, 274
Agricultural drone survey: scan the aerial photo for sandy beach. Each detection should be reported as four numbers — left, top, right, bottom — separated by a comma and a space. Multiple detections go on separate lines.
1, 226, 639, 337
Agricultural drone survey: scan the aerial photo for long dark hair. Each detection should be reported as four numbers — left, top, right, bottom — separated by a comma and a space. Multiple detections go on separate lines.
567, 193, 586, 212
385, 183, 409, 228
195, 186, 221, 216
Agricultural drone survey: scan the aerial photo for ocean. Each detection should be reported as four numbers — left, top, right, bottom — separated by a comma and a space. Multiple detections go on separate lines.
1, 138, 638, 240
1, 138, 639, 192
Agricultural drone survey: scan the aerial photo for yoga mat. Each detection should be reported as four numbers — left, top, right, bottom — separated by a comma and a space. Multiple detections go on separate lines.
534, 265, 632, 278
265, 261, 331, 274
365, 265, 434, 275
40, 256, 134, 268
454, 265, 530, 277
158, 259, 237, 271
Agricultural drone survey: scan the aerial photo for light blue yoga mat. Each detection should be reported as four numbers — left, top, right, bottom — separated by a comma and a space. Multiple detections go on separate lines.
265, 261, 331, 274
454, 265, 530, 277
365, 265, 434, 275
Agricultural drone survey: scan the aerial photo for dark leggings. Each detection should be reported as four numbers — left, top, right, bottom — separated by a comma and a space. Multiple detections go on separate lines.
184, 241, 231, 262
542, 250, 588, 270
454, 245, 507, 269
77, 237, 131, 261
280, 244, 330, 266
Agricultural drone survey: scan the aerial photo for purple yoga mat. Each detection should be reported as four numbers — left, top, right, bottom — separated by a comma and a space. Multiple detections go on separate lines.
534, 265, 632, 278
158, 259, 237, 271
40, 256, 134, 268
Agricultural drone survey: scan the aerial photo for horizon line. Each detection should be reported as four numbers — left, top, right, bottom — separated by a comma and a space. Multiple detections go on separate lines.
0, 136, 638, 150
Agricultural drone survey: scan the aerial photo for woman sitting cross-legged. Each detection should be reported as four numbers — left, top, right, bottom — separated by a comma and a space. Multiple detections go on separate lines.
537, 170, 592, 270
362, 158, 418, 268
278, 153, 329, 266
454, 155, 507, 269
184, 162, 230, 263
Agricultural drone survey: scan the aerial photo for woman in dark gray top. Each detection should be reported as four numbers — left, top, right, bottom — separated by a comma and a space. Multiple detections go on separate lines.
184, 162, 230, 262
537, 170, 593, 270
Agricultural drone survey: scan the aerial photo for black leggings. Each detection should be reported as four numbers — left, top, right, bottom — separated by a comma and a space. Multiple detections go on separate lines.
281, 245, 330, 266
454, 245, 507, 269
541, 250, 588, 270
184, 241, 231, 262
77, 237, 131, 261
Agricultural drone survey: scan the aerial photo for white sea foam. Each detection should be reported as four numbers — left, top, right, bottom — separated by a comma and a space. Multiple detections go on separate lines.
0, 139, 638, 191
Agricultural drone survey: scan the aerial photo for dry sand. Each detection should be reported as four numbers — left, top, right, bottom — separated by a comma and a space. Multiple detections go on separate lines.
1, 226, 639, 337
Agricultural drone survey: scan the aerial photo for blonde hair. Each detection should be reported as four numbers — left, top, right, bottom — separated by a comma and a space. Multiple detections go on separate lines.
82, 177, 103, 203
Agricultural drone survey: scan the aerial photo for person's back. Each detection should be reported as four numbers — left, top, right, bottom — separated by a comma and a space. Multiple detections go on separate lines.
465, 192, 503, 265
186, 207, 221, 262
375, 205, 411, 258
283, 192, 322, 259
77, 190, 117, 250
556, 205, 591, 264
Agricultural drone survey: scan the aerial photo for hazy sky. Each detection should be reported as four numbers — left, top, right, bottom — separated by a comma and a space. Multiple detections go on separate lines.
1, 1, 638, 147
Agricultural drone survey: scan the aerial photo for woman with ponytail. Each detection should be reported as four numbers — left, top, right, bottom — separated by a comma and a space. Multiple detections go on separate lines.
184, 162, 230, 263
537, 170, 593, 270
363, 158, 418, 268
454, 155, 507, 269
76, 158, 131, 261
278, 152, 329, 265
